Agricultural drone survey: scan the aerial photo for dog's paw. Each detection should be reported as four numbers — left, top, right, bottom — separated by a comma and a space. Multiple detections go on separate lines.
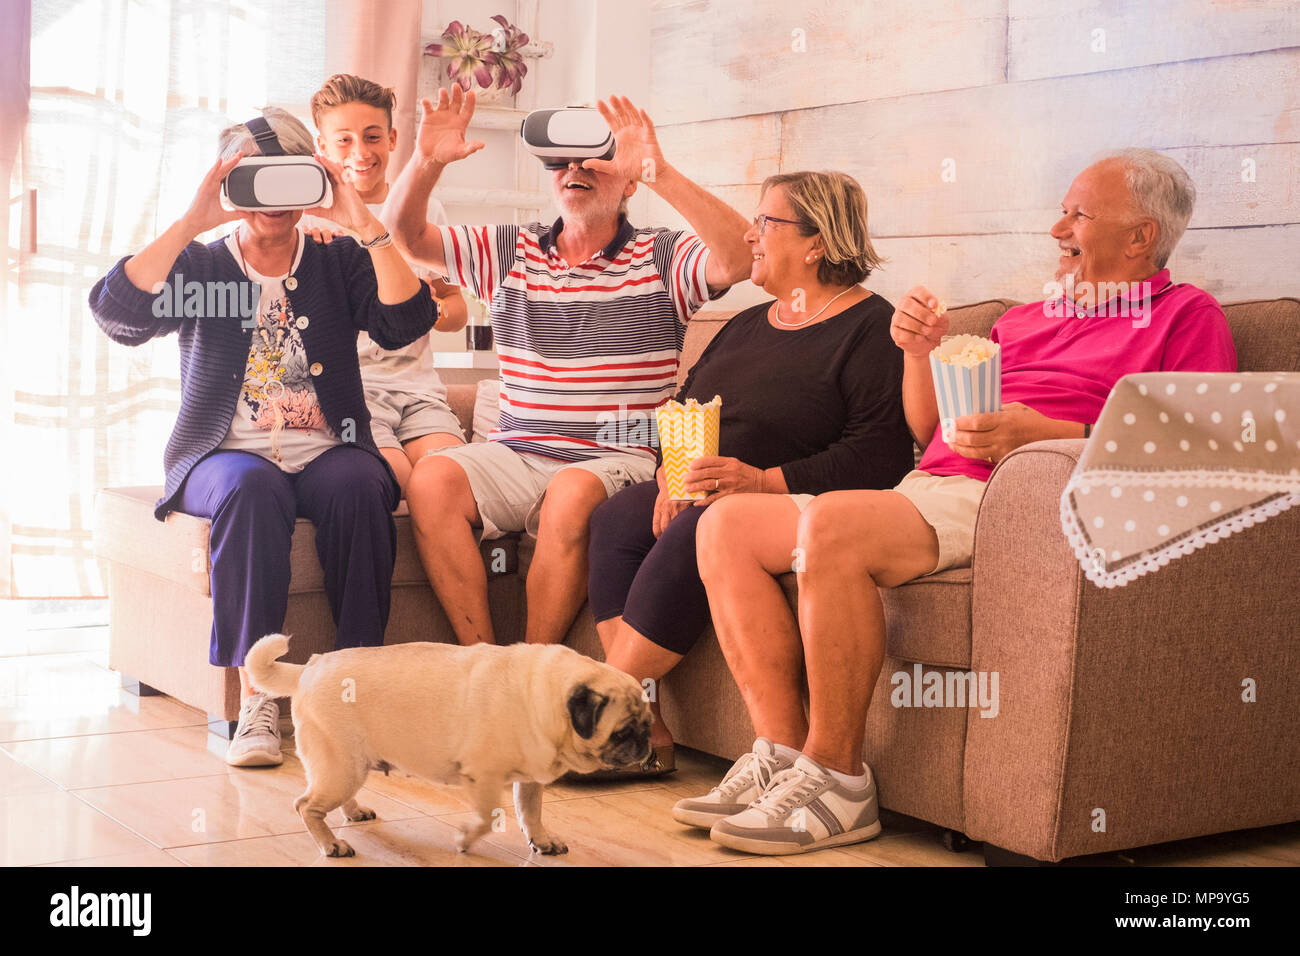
323, 839, 355, 858
344, 804, 376, 822
528, 836, 568, 856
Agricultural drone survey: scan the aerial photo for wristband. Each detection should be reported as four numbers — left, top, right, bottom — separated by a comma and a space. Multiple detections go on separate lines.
360, 230, 392, 250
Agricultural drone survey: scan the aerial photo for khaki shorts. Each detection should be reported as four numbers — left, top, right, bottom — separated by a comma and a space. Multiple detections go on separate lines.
789, 469, 986, 575
425, 441, 656, 541
366, 385, 466, 450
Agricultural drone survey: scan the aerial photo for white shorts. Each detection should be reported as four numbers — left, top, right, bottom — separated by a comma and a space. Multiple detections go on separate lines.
366, 385, 465, 450
425, 441, 657, 541
789, 469, 986, 575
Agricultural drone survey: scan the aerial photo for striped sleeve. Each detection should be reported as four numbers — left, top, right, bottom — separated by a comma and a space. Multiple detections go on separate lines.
436, 224, 519, 304
651, 230, 712, 324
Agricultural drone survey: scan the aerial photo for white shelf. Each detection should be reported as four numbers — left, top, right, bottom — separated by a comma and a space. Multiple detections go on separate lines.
433, 350, 499, 370
469, 107, 528, 131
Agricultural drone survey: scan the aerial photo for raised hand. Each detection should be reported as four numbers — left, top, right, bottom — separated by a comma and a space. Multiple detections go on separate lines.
415, 86, 487, 165
891, 285, 949, 356
583, 95, 668, 184
181, 155, 244, 237
306, 154, 382, 239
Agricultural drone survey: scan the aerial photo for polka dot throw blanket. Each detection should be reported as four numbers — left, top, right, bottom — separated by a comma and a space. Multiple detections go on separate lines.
1061, 372, 1300, 588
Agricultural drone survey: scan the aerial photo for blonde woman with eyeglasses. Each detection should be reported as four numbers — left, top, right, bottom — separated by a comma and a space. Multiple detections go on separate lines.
584, 170, 915, 777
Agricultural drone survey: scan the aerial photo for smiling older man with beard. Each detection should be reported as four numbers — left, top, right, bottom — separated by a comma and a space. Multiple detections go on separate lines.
386, 88, 751, 651
684, 148, 1239, 856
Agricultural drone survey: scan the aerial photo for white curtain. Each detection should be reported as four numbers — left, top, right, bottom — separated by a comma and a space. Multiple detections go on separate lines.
6, 0, 333, 597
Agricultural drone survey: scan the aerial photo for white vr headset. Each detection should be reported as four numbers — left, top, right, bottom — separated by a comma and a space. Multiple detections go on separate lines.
220, 116, 333, 212
521, 107, 615, 170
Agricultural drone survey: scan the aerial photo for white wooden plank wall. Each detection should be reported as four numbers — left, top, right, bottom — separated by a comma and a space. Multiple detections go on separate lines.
645, 0, 1300, 310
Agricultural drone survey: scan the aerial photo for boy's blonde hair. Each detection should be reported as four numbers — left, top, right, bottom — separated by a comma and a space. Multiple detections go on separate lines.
310, 73, 397, 130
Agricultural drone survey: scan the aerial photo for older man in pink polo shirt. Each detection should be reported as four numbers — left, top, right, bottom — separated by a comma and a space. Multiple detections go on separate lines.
679, 148, 1237, 856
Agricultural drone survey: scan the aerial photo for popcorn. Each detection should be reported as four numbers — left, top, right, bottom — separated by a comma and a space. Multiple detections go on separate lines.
929, 335, 1001, 445
937, 337, 994, 368
655, 395, 722, 500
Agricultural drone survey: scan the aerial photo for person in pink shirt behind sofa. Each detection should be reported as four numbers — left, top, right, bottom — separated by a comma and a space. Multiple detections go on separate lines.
680, 148, 1237, 856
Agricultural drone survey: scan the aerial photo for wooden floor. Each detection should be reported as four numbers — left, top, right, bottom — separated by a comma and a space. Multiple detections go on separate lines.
3, 646, 1298, 868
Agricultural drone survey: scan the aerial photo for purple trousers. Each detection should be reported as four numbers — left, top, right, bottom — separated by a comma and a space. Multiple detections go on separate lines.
176, 447, 397, 667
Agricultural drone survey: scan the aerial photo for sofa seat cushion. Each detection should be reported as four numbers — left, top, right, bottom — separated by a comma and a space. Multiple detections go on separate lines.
94, 486, 516, 597
775, 567, 973, 669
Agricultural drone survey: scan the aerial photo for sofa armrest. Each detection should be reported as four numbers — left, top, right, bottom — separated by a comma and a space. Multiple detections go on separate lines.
962, 438, 1300, 860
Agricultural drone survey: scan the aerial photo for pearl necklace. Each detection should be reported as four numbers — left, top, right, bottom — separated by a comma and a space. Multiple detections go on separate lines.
771, 286, 857, 329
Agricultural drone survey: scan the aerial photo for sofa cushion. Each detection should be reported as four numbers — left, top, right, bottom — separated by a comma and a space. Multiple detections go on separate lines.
1221, 298, 1300, 373
774, 568, 974, 669
472, 377, 499, 442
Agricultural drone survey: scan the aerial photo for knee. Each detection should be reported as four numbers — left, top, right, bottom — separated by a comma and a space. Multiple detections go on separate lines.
695, 497, 744, 584
323, 455, 394, 514
216, 462, 294, 525
538, 470, 606, 547
407, 456, 471, 526
796, 494, 877, 574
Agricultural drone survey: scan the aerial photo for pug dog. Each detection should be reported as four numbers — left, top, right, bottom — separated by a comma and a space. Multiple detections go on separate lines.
244, 634, 652, 858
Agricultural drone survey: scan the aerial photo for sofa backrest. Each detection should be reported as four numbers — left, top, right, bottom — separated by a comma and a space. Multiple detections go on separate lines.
1220, 298, 1300, 373
684, 297, 1300, 381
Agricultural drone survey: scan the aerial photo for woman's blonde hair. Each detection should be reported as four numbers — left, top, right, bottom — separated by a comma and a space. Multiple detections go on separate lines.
760, 171, 884, 285
217, 107, 316, 159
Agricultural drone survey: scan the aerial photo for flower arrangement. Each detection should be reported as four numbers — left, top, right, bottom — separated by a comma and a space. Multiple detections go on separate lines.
424, 15, 531, 96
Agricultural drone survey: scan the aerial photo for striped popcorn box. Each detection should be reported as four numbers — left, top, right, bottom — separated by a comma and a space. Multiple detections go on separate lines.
655, 395, 722, 500
929, 335, 1001, 444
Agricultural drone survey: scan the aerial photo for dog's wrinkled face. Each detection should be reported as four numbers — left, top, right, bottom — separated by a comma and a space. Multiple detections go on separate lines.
566, 672, 653, 768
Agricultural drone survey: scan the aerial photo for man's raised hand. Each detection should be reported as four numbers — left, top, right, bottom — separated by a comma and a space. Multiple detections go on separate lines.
416, 86, 487, 165
583, 95, 668, 185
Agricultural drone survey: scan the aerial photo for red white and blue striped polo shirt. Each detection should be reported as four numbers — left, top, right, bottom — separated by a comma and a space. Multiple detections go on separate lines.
437, 216, 714, 463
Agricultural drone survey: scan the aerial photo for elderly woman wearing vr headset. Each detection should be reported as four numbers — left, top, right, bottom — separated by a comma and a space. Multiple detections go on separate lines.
88, 107, 435, 768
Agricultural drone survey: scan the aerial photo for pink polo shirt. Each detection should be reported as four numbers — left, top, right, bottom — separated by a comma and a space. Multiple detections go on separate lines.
917, 269, 1238, 481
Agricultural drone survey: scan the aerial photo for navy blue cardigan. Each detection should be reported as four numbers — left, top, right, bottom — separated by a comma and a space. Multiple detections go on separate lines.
89, 234, 436, 519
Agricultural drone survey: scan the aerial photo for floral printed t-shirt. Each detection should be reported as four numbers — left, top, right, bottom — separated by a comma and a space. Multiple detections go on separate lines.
218, 227, 340, 471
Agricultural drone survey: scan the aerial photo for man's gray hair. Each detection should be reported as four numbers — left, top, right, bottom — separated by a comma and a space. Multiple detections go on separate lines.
1102, 148, 1196, 269
218, 107, 316, 159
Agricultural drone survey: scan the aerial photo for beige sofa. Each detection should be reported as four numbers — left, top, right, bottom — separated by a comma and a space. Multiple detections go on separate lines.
94, 298, 1300, 864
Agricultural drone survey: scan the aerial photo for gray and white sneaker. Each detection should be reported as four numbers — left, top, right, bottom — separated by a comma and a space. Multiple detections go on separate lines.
671, 738, 793, 829
710, 754, 881, 855
225, 692, 283, 767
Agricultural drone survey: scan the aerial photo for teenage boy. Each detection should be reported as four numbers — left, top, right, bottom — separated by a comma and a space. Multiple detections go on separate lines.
306, 73, 469, 494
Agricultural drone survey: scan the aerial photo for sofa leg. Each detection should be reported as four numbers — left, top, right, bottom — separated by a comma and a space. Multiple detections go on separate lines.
121, 675, 163, 697
983, 844, 1058, 867
208, 714, 239, 740
942, 829, 973, 853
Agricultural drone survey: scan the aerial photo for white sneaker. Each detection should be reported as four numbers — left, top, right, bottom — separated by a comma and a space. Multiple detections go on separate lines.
671, 738, 793, 829
710, 754, 881, 855
225, 692, 283, 767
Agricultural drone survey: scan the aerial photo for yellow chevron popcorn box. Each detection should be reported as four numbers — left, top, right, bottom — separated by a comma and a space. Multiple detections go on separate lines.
929, 335, 1001, 445
655, 395, 722, 501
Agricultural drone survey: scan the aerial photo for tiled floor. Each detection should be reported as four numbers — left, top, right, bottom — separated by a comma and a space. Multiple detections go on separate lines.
4, 648, 1299, 867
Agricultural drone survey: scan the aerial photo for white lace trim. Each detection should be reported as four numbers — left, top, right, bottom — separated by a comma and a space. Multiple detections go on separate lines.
1067, 467, 1300, 494
1060, 477, 1300, 588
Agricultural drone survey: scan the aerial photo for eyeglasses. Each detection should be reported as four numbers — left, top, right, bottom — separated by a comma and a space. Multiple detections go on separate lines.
752, 214, 803, 235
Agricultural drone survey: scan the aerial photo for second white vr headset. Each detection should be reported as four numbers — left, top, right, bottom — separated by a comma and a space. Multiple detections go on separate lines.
220, 116, 333, 212
521, 107, 615, 170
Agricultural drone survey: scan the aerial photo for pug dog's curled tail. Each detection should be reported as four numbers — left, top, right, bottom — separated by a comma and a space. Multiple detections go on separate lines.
244, 633, 303, 698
